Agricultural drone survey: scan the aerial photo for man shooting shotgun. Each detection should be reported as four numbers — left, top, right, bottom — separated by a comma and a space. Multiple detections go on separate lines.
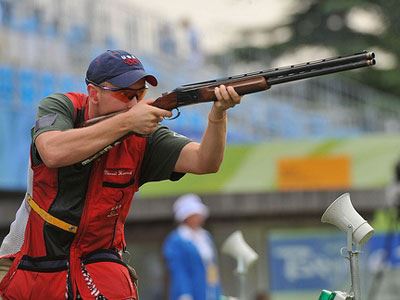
0, 49, 242, 300
0, 49, 374, 300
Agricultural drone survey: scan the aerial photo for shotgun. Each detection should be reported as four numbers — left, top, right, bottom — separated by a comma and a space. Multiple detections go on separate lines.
80, 50, 375, 165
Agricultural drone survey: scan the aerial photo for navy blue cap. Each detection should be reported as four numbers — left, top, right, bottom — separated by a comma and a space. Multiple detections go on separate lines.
85, 50, 158, 88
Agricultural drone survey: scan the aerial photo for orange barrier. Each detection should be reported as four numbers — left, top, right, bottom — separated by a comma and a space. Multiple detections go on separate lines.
277, 155, 351, 190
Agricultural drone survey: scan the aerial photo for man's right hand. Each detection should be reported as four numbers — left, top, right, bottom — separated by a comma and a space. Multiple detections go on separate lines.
122, 99, 173, 135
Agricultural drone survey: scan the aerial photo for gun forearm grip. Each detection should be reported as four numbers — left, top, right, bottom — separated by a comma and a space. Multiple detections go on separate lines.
223, 76, 269, 96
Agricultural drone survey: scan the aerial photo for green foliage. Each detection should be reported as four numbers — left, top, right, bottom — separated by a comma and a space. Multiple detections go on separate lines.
228, 0, 400, 97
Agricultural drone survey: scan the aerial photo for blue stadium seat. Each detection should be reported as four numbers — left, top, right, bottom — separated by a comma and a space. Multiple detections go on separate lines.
38, 71, 57, 98
0, 114, 14, 187
166, 108, 206, 141
59, 74, 76, 92
73, 78, 86, 93
10, 110, 34, 188
43, 22, 58, 38
59, 74, 86, 93
0, 108, 33, 189
12, 16, 39, 33
104, 35, 117, 49
0, 65, 14, 105
308, 114, 329, 137
265, 102, 285, 136
66, 25, 88, 43
18, 69, 37, 105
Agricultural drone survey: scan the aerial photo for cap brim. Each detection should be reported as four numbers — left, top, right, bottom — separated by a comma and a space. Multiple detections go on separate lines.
108, 69, 158, 87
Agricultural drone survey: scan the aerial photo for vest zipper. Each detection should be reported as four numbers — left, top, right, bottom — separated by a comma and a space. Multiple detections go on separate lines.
69, 161, 97, 299
110, 213, 119, 249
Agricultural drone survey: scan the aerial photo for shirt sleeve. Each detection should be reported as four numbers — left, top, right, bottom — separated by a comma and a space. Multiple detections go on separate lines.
30, 93, 75, 165
32, 93, 75, 141
139, 126, 192, 186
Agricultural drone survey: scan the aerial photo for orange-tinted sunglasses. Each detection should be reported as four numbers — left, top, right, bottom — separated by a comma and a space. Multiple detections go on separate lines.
88, 79, 148, 103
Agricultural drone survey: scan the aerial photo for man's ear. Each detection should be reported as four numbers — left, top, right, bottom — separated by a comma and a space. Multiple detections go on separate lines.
87, 84, 99, 104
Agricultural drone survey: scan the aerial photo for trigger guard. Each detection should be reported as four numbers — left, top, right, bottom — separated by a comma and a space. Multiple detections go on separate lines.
164, 108, 180, 120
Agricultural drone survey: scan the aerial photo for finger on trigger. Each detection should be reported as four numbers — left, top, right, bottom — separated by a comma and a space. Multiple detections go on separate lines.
163, 110, 173, 118
153, 105, 172, 118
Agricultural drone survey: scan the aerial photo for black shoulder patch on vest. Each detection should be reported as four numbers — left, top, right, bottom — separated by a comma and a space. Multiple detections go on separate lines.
34, 113, 58, 133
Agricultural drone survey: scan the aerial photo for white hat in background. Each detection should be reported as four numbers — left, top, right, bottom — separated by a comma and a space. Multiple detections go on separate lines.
173, 194, 209, 222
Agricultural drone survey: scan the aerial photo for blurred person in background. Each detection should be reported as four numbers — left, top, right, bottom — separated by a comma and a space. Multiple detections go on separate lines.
0, 0, 12, 26
0, 49, 241, 299
181, 18, 204, 68
163, 193, 222, 300
159, 22, 177, 57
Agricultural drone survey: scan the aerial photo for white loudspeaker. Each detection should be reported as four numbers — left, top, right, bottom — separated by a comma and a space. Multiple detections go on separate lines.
221, 230, 258, 273
321, 193, 374, 245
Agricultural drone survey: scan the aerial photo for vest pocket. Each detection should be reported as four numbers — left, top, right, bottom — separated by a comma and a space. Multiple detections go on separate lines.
77, 250, 138, 299
3, 256, 68, 299
102, 168, 136, 189
103, 176, 135, 188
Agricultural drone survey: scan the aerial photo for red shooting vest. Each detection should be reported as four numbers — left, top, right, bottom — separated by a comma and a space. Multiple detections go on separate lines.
0, 93, 145, 299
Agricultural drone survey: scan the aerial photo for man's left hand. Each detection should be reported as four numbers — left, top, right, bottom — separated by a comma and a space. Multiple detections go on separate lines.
213, 85, 241, 112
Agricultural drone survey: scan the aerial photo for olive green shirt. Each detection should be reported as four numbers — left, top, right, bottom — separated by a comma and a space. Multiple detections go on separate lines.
32, 93, 192, 186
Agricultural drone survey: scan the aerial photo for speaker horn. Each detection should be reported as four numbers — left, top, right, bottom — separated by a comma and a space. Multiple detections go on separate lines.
321, 193, 374, 245
221, 230, 258, 273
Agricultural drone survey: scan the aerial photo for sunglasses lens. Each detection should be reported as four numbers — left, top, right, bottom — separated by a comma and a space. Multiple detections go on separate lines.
99, 85, 147, 102
124, 88, 146, 100
119, 91, 135, 100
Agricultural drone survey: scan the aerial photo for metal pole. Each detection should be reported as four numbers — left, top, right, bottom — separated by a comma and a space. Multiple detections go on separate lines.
238, 272, 246, 300
347, 225, 362, 300
349, 246, 362, 300
236, 257, 247, 300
